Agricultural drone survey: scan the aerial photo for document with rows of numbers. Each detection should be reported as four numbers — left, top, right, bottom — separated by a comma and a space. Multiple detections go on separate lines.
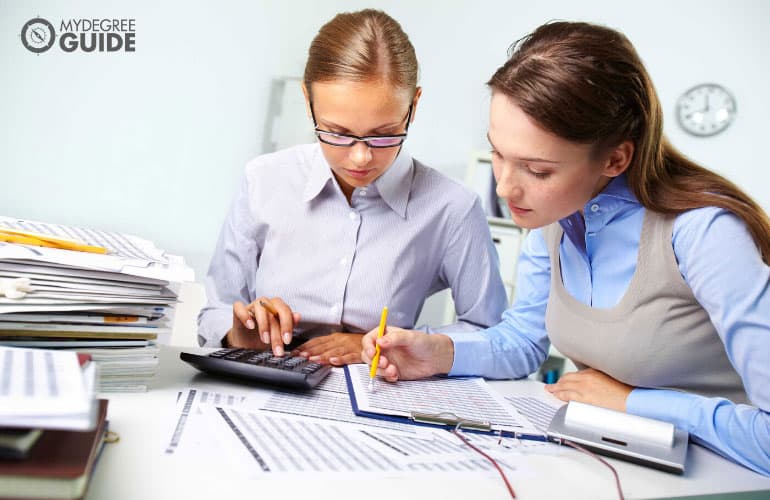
345, 364, 545, 436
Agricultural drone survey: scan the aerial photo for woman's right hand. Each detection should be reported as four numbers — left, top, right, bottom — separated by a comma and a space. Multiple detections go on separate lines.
225, 297, 300, 356
361, 326, 455, 382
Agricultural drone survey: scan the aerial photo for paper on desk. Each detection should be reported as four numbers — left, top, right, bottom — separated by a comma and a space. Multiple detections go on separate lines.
161, 385, 344, 458
164, 387, 548, 478
0, 302, 173, 315
0, 216, 167, 263
172, 395, 517, 476
0, 322, 168, 334
310, 366, 348, 393
163, 388, 251, 456
0, 237, 194, 283
0, 268, 168, 290
170, 371, 423, 433
0, 339, 151, 348
0, 261, 169, 286
503, 392, 564, 433
0, 346, 98, 430
0, 312, 153, 325
258, 368, 421, 433
0, 292, 174, 304
0, 277, 175, 297
347, 364, 544, 435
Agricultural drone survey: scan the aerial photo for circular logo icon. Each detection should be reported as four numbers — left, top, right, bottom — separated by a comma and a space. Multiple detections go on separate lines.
21, 18, 56, 53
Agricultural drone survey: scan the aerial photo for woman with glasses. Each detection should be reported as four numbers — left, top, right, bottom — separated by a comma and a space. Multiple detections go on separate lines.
363, 21, 770, 475
198, 9, 507, 365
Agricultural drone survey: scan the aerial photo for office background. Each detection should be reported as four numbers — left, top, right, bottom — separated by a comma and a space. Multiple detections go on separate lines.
1, 0, 768, 279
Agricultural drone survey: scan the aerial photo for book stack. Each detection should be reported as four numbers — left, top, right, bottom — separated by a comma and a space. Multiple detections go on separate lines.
0, 216, 194, 392
0, 346, 108, 500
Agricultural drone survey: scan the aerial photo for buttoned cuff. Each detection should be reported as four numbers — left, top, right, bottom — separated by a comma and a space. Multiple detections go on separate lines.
444, 331, 491, 376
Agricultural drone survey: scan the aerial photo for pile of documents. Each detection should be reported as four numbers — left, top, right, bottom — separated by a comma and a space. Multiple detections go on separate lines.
162, 368, 561, 479
0, 346, 109, 500
0, 216, 194, 392
0, 347, 98, 431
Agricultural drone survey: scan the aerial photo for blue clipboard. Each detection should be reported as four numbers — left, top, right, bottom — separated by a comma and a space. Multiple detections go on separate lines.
344, 366, 689, 473
342, 365, 550, 442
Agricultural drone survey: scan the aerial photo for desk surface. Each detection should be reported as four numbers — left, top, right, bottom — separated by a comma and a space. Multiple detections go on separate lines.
86, 346, 770, 500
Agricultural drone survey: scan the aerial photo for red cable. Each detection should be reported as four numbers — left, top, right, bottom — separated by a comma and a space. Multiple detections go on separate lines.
450, 430, 625, 500
451, 429, 516, 499
561, 439, 625, 500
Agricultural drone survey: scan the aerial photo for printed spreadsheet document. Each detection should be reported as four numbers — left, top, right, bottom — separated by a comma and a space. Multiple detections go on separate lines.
161, 377, 560, 477
346, 363, 545, 435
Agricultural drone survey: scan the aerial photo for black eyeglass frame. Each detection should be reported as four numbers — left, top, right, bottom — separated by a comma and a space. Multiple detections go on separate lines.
309, 102, 413, 148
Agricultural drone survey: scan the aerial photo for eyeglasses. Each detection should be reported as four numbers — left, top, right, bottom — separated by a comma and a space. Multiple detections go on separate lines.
310, 102, 413, 148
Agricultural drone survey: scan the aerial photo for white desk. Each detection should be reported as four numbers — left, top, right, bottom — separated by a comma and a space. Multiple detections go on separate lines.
86, 346, 770, 500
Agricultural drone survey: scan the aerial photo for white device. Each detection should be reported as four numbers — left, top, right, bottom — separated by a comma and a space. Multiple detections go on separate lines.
547, 401, 689, 474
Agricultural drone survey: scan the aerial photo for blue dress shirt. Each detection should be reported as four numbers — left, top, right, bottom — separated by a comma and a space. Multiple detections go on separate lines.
447, 174, 770, 475
198, 143, 508, 347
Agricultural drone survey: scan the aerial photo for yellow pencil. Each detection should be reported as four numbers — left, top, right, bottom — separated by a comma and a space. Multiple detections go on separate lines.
0, 228, 107, 254
258, 300, 279, 318
368, 306, 389, 391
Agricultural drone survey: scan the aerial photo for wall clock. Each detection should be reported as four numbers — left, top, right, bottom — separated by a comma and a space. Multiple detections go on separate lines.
676, 83, 736, 137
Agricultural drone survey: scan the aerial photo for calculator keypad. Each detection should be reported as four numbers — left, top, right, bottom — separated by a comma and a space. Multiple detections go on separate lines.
209, 348, 322, 373
180, 348, 331, 389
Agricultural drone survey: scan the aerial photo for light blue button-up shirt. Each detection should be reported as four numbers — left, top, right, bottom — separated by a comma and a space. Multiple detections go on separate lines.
447, 174, 770, 475
198, 143, 508, 348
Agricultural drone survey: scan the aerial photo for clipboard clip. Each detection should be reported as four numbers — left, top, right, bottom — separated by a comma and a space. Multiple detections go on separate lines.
410, 411, 492, 431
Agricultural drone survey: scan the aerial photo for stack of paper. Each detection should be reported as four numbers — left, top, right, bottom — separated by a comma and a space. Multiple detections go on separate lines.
0, 346, 110, 500
0, 347, 98, 431
0, 216, 194, 392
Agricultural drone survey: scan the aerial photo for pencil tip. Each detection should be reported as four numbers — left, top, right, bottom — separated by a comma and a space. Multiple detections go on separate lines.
367, 380, 374, 392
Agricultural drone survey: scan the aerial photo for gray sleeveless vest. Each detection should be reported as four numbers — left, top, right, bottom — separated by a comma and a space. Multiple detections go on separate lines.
543, 210, 748, 403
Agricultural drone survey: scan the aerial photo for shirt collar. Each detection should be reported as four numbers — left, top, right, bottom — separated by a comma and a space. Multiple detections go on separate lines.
592, 172, 637, 205
372, 147, 413, 219
302, 144, 414, 219
302, 145, 335, 202
558, 173, 638, 251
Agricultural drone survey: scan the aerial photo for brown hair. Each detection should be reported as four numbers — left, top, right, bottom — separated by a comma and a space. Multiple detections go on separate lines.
303, 9, 418, 96
488, 21, 770, 264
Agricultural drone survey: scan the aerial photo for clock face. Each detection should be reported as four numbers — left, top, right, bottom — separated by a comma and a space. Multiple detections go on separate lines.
676, 84, 736, 137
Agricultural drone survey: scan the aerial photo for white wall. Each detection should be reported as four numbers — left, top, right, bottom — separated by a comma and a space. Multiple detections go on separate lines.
2, 0, 769, 280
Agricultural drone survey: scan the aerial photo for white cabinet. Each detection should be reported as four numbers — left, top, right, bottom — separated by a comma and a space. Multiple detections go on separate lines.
488, 217, 526, 302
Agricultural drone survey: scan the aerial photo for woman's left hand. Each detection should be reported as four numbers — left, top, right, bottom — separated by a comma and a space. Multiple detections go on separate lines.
545, 368, 634, 412
292, 333, 364, 366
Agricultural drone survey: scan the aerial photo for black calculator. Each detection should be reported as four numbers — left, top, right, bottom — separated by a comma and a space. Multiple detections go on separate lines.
180, 348, 332, 389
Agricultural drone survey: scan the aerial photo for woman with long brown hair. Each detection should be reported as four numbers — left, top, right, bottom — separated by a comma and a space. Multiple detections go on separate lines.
198, 9, 507, 365
363, 21, 770, 474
